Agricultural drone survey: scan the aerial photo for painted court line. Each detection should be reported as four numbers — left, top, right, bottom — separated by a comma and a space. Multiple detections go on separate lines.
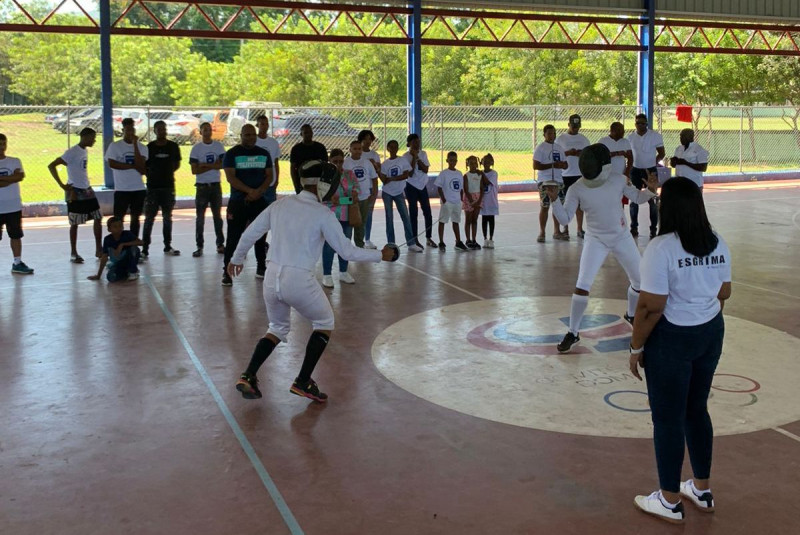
396, 260, 485, 301
144, 275, 305, 535
772, 427, 800, 444
732, 281, 800, 300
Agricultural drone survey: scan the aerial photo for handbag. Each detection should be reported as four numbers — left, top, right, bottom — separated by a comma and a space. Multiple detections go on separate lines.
348, 200, 362, 228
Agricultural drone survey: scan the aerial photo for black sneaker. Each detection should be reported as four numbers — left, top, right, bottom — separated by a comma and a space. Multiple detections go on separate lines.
439, 242, 446, 252
192, 248, 203, 257
630, 229, 639, 238
650, 230, 657, 239
426, 238, 438, 249
557, 332, 581, 353
216, 245, 225, 254
290, 378, 328, 403
236, 373, 262, 399
255, 266, 266, 279
455, 241, 468, 252
221, 272, 233, 286
623, 313, 634, 326
471, 241, 482, 250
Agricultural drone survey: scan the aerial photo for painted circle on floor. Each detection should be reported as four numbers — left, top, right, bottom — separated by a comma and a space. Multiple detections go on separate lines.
371, 296, 800, 438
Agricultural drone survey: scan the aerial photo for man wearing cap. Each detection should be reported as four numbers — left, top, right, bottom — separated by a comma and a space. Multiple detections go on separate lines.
556, 114, 591, 239
228, 160, 397, 403
547, 143, 659, 354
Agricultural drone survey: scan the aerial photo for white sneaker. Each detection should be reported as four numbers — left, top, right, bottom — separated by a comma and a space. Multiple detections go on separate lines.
484, 239, 494, 249
128, 272, 140, 281
364, 240, 377, 249
408, 244, 423, 253
634, 491, 685, 524
339, 271, 355, 284
680, 480, 715, 512
322, 275, 334, 288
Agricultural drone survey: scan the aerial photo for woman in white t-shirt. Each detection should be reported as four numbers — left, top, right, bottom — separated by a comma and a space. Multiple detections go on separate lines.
479, 154, 499, 248
629, 177, 732, 524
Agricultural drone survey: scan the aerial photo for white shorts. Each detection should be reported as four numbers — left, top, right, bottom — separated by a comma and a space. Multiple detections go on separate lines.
262, 264, 335, 342
439, 202, 461, 224
575, 234, 642, 292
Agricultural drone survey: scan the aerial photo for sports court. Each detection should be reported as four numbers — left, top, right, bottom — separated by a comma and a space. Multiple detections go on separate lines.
2, 181, 799, 534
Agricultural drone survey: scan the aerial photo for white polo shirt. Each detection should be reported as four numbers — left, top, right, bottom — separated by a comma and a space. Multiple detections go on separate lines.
628, 129, 664, 169
231, 190, 382, 271
555, 132, 590, 177
533, 141, 565, 184
673, 142, 709, 188
105, 140, 148, 191
641, 232, 731, 326
598, 136, 632, 176
343, 155, 379, 201
0, 156, 23, 214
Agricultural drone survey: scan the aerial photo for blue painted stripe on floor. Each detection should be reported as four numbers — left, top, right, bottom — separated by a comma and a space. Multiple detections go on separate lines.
145, 275, 304, 535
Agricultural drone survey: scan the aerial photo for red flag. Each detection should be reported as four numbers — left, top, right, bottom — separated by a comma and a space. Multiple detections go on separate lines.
676, 105, 693, 123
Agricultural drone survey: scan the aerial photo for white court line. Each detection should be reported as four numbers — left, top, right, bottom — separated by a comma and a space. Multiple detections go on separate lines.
396, 260, 486, 301
732, 281, 800, 300
772, 427, 800, 444
792, 210, 800, 231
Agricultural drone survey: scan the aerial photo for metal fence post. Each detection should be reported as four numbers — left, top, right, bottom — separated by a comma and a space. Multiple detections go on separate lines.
440, 108, 444, 169
532, 106, 538, 151
621, 105, 625, 126
383, 108, 387, 160
739, 107, 744, 173
146, 104, 151, 141
462, 108, 467, 153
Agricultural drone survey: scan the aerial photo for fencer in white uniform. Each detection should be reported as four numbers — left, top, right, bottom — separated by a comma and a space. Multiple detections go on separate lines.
548, 143, 659, 353
229, 160, 397, 402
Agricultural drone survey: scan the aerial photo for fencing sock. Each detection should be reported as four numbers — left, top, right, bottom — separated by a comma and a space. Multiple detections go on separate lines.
244, 337, 277, 377
569, 294, 590, 335
297, 331, 330, 384
627, 286, 640, 318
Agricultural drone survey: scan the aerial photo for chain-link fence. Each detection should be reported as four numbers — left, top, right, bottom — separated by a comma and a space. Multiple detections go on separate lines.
1, 104, 798, 205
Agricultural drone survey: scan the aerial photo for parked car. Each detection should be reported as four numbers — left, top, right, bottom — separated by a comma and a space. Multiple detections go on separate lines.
164, 112, 200, 144
68, 108, 122, 134
113, 108, 143, 137
53, 107, 96, 133
117, 110, 173, 141
45, 108, 70, 124
187, 110, 228, 144
225, 101, 296, 140
270, 114, 360, 157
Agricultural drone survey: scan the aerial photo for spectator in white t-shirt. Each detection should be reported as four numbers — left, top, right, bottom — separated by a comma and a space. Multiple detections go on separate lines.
0, 133, 33, 275
255, 115, 280, 189
599, 122, 633, 178
344, 140, 379, 249
628, 113, 665, 239
359, 130, 380, 249
630, 177, 731, 524
403, 133, 437, 250
533, 124, 568, 243
434, 151, 468, 252
189, 122, 227, 257
379, 140, 420, 252
105, 117, 148, 239
670, 129, 709, 190
48, 127, 102, 263
555, 114, 590, 239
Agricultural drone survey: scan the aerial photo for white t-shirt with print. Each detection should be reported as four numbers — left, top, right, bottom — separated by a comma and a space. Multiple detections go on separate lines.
599, 136, 632, 176
673, 142, 709, 188
555, 132, 591, 177
533, 141, 565, 184
628, 129, 664, 169
61, 145, 90, 189
0, 156, 23, 214
343, 156, 379, 201
435, 169, 463, 204
105, 140, 148, 191
403, 150, 430, 190
189, 141, 226, 184
380, 157, 413, 197
364, 150, 381, 166
256, 135, 281, 187
641, 232, 731, 326
480, 169, 499, 216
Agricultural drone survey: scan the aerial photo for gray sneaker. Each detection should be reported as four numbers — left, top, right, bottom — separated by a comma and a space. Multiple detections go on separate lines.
11, 261, 34, 275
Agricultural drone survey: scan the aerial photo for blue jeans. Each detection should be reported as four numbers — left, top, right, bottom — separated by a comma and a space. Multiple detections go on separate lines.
644, 313, 724, 492
107, 247, 141, 282
382, 191, 415, 246
322, 220, 352, 275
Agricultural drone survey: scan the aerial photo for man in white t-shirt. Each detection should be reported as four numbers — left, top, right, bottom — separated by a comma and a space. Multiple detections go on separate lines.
48, 127, 103, 263
105, 117, 149, 239
556, 114, 591, 239
255, 115, 280, 189
189, 122, 227, 257
670, 129, 709, 190
344, 140, 379, 249
358, 130, 381, 249
599, 122, 633, 178
403, 133, 437, 250
434, 151, 468, 251
379, 139, 421, 252
533, 124, 568, 243
628, 113, 665, 239
0, 133, 33, 274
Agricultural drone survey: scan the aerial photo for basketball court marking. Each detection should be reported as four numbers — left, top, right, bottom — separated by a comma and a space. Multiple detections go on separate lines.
772, 427, 800, 444
396, 260, 486, 300
143, 275, 305, 535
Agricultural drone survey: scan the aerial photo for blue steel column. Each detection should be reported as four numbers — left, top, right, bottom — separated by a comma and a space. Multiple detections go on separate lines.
100, 0, 114, 189
407, 0, 422, 136
637, 0, 655, 123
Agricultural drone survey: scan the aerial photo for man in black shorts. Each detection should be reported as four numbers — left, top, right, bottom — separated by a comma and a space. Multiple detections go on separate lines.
0, 133, 33, 274
289, 124, 327, 194
221, 124, 274, 286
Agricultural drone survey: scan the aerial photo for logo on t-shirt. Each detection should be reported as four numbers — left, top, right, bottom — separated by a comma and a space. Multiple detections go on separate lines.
451, 180, 461, 191
82, 159, 87, 169
0, 169, 8, 176
124, 153, 135, 165
354, 168, 365, 179
205, 154, 216, 164
552, 152, 561, 162
390, 167, 399, 177
235, 155, 267, 169
678, 255, 727, 269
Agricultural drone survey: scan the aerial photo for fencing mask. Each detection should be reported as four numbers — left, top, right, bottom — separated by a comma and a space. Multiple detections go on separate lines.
300, 160, 340, 202
579, 143, 613, 188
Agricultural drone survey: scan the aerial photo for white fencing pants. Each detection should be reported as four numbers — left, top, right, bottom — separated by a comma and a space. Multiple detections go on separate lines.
263, 264, 335, 342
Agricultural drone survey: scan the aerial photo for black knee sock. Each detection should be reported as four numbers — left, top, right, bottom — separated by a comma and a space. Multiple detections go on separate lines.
244, 337, 277, 376
297, 331, 330, 384
481, 216, 488, 239
488, 216, 495, 239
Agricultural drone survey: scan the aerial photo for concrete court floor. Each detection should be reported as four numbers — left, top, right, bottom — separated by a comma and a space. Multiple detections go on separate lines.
1, 181, 799, 535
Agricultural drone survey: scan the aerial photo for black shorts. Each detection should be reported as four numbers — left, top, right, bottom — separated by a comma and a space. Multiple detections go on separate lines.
563, 175, 581, 192
0, 210, 23, 240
